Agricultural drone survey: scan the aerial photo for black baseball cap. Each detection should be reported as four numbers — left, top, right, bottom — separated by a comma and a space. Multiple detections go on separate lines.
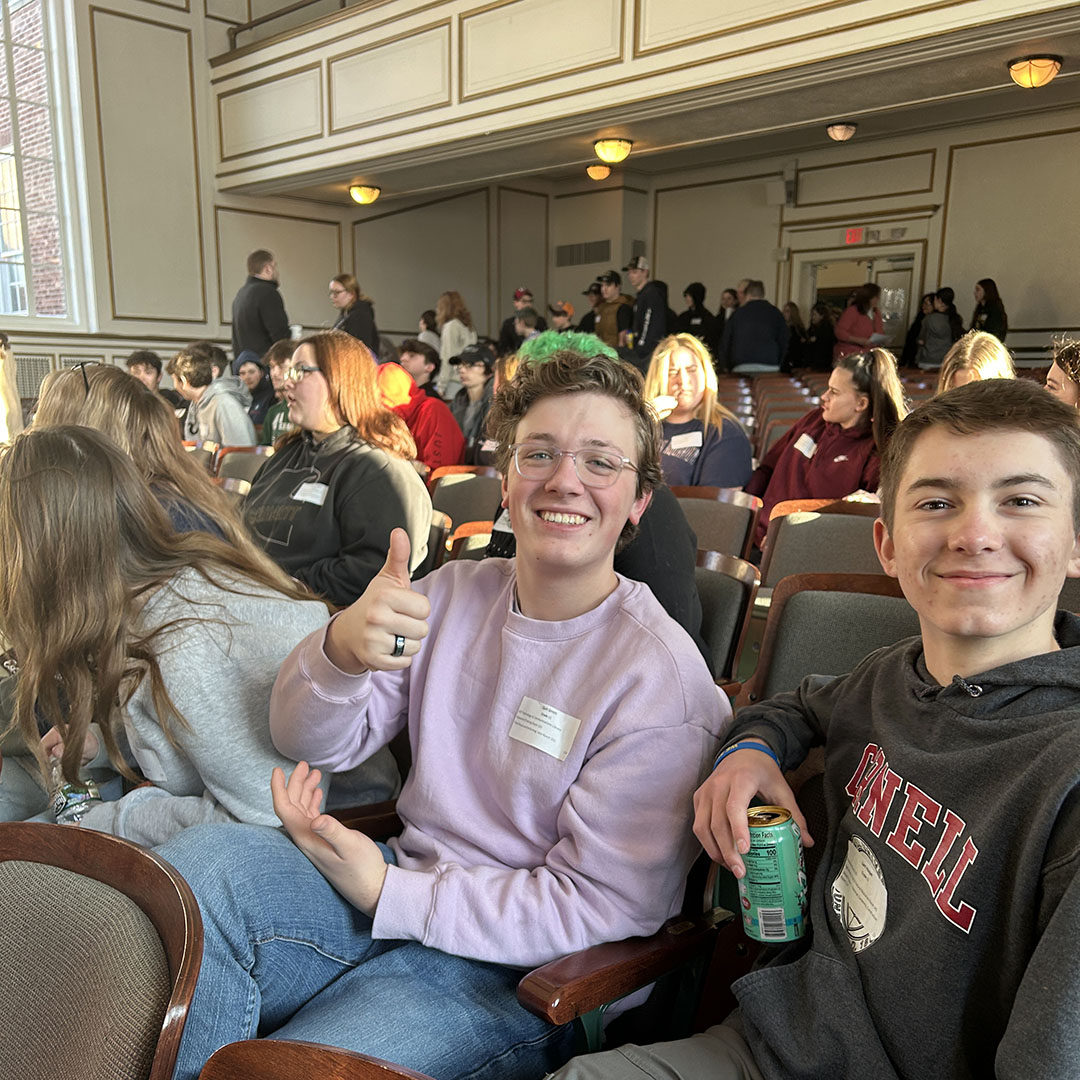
583, 283, 602, 296
450, 342, 496, 372
596, 270, 621, 286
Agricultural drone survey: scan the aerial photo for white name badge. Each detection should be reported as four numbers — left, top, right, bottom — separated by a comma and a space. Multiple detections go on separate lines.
509, 696, 582, 761
492, 507, 515, 534
670, 431, 703, 451
794, 433, 818, 459
292, 481, 329, 506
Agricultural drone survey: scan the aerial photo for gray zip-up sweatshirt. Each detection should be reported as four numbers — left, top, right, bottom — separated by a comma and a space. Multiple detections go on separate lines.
725, 612, 1080, 1079
80, 569, 399, 846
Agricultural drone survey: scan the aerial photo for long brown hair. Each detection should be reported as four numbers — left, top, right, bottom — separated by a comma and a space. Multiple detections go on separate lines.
835, 348, 908, 452
278, 331, 415, 459
0, 426, 319, 789
34, 364, 264, 558
435, 291, 474, 330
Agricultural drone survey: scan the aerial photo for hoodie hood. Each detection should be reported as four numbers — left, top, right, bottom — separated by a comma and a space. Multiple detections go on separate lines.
204, 373, 252, 408
683, 282, 706, 308
904, 610, 1080, 718
376, 362, 423, 423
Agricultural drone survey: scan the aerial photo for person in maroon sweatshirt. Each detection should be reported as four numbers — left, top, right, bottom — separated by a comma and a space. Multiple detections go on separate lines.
746, 348, 907, 549
376, 362, 465, 478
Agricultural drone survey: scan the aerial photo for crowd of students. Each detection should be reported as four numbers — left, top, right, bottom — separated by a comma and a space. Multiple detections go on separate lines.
0, 290, 1079, 1080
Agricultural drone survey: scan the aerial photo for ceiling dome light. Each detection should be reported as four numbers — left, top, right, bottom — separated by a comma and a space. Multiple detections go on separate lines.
826, 122, 858, 142
349, 184, 381, 205
1007, 55, 1062, 88
593, 138, 633, 164
586, 164, 611, 181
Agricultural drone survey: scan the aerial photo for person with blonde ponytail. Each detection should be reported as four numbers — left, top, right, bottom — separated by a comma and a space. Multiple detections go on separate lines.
746, 348, 907, 547
0, 425, 398, 838
644, 334, 751, 488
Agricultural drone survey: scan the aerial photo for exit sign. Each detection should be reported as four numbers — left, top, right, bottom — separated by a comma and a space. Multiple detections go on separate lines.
845, 227, 864, 245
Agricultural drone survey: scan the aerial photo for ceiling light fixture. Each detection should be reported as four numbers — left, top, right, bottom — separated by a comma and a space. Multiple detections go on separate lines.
1006, 54, 1063, 88
586, 164, 611, 181
826, 122, 858, 142
593, 138, 633, 164
349, 184, 381, 205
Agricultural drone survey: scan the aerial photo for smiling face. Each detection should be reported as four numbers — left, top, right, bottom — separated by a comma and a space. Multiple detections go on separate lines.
820, 366, 868, 429
283, 343, 340, 437
1046, 362, 1080, 409
502, 391, 650, 585
875, 427, 1080, 672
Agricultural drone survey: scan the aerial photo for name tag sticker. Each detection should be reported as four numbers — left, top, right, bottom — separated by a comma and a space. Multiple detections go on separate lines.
670, 431, 703, 451
794, 433, 818, 459
292, 481, 329, 506
480, 438, 498, 453
492, 507, 515, 534
509, 696, 582, 761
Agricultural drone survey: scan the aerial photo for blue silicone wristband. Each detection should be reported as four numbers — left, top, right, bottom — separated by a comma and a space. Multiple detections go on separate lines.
713, 740, 781, 772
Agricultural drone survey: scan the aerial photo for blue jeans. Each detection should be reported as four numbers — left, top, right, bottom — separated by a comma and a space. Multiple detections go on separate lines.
156, 824, 574, 1080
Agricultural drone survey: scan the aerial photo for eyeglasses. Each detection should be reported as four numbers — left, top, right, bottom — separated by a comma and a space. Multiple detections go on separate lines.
328, 288, 348, 297
285, 363, 321, 383
70, 360, 104, 398
511, 443, 638, 488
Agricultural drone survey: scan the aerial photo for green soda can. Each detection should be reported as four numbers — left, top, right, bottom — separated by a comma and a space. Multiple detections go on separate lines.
737, 806, 808, 943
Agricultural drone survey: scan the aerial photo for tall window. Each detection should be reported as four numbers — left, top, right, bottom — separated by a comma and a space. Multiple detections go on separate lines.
0, 0, 65, 317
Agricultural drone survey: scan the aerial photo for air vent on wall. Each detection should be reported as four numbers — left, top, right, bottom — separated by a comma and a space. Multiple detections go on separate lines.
555, 239, 611, 267
14, 354, 52, 398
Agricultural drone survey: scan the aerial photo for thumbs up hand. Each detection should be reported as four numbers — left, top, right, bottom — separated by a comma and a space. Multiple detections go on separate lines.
323, 528, 432, 675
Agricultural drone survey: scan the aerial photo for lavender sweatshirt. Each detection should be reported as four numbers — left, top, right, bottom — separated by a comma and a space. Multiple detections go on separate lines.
271, 558, 728, 969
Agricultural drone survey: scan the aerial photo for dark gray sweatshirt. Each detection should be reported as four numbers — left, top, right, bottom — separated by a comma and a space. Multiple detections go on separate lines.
726, 612, 1080, 1080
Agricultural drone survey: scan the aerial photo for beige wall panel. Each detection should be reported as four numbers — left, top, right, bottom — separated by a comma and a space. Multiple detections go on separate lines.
217, 208, 342, 330
655, 179, 780, 304
92, 12, 204, 322
353, 190, 490, 336
220, 67, 322, 159
461, 0, 621, 99
205, 0, 247, 22
797, 152, 934, 206
941, 132, 1080, 331
549, 189, 624, 306
498, 189, 548, 315
330, 25, 450, 132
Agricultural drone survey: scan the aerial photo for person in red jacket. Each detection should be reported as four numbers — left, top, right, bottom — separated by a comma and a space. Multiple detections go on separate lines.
376, 362, 465, 478
746, 348, 907, 548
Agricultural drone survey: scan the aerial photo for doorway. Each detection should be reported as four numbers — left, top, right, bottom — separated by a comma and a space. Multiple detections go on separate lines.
792, 246, 923, 352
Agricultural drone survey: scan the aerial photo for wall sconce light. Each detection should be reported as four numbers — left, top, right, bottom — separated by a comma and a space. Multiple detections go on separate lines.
593, 138, 633, 164
826, 122, 858, 142
1007, 55, 1063, 88
586, 164, 611, 181
349, 185, 381, 205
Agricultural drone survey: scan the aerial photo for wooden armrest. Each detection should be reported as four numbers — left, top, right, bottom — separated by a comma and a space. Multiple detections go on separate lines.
330, 800, 403, 839
718, 680, 741, 699
200, 1038, 435, 1080
517, 908, 733, 1025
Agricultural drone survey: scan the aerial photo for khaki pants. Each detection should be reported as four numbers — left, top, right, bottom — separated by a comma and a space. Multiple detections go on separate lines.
549, 1022, 764, 1080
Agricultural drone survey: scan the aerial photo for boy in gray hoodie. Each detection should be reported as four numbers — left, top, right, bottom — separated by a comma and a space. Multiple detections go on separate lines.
555, 377, 1080, 1080
170, 343, 256, 446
